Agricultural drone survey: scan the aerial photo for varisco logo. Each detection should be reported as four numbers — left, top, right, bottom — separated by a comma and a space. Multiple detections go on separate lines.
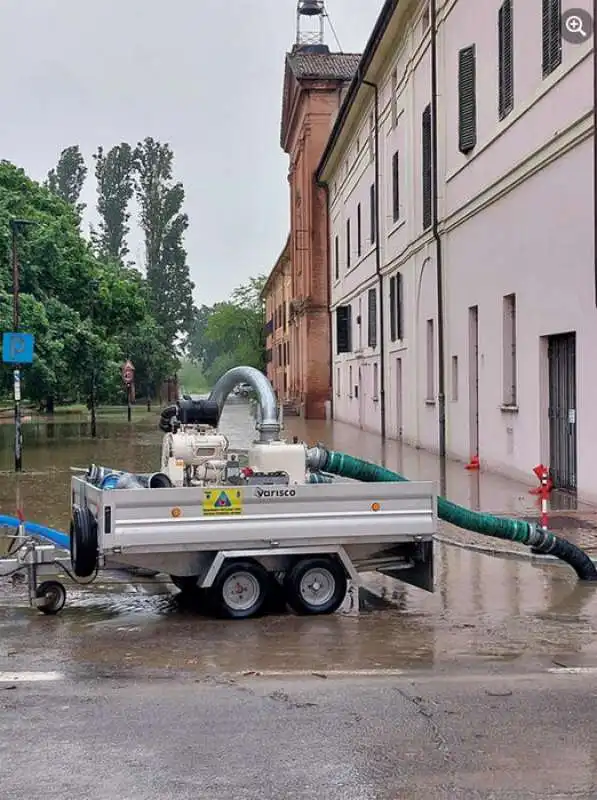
254, 487, 296, 498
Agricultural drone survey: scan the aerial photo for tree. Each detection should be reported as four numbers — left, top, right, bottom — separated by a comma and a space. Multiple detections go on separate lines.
92, 143, 135, 261
0, 160, 176, 409
191, 275, 266, 386
133, 137, 195, 349
46, 145, 87, 216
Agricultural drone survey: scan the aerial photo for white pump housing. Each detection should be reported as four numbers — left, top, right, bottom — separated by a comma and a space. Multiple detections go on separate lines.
248, 441, 307, 485
161, 428, 229, 487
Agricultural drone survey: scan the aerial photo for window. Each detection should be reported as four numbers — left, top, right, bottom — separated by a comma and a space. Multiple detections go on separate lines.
367, 288, 377, 348
389, 272, 403, 342
391, 68, 398, 127
503, 293, 517, 405
373, 363, 379, 401
458, 45, 477, 154
498, 0, 514, 119
370, 183, 376, 244
336, 367, 340, 397
391, 150, 400, 223
334, 235, 339, 280
357, 203, 362, 257
422, 104, 432, 230
368, 112, 375, 160
542, 0, 562, 78
451, 356, 459, 401
346, 218, 351, 269
426, 319, 435, 400
283, 303, 287, 329
336, 304, 352, 354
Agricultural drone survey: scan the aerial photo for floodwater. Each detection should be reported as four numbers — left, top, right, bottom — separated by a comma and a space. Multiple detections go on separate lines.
1, 398, 597, 680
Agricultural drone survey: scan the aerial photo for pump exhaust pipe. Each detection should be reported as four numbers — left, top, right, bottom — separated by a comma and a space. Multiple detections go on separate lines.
208, 366, 281, 443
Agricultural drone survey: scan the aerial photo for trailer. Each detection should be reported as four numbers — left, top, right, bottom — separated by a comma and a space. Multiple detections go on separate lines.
0, 366, 437, 618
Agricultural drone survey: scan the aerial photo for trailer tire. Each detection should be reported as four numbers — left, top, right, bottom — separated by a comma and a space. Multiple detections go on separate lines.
70, 505, 98, 578
284, 557, 347, 616
211, 560, 269, 620
36, 581, 67, 615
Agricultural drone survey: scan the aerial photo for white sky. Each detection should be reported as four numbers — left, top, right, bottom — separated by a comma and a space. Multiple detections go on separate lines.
1, 0, 384, 304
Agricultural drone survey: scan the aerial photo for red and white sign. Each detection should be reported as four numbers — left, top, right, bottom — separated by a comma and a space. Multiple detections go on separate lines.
122, 360, 135, 385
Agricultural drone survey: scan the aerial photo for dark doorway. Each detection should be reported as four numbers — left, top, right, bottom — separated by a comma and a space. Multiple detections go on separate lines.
548, 332, 577, 491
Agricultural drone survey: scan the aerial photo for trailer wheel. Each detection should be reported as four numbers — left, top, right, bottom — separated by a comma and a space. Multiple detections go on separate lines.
36, 581, 66, 615
211, 560, 269, 620
70, 505, 98, 578
284, 557, 347, 616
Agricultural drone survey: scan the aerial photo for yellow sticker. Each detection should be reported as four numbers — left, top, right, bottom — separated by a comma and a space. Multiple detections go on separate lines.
203, 488, 243, 516
175, 459, 184, 467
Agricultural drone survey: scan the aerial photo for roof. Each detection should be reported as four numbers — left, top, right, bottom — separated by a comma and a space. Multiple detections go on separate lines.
287, 49, 362, 81
280, 46, 362, 150
316, 0, 400, 181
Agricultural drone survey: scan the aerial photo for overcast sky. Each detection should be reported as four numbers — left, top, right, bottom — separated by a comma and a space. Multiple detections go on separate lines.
1, 0, 383, 304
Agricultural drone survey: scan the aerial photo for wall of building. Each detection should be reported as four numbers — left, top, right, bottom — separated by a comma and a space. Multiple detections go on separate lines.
324, 0, 596, 497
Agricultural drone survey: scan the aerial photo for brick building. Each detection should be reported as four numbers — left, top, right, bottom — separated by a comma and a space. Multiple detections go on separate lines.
262, 1, 360, 419
263, 236, 291, 402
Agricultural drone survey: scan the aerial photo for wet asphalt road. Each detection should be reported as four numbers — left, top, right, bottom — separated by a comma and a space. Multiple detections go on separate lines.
2, 402, 597, 796
1, 670, 597, 799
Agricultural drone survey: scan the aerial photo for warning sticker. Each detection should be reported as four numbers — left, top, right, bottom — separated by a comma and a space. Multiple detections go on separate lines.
202, 488, 243, 516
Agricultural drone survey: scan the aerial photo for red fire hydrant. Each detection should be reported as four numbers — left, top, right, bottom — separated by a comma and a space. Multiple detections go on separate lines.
530, 463, 553, 530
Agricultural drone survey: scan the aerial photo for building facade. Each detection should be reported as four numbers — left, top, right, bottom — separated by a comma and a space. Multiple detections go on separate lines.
263, 236, 292, 402
317, 0, 595, 499
261, 3, 361, 419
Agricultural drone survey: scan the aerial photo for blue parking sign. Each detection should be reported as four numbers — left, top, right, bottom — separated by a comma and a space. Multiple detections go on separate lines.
2, 333, 35, 364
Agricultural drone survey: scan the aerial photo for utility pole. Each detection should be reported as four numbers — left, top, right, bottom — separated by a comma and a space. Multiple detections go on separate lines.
89, 279, 99, 438
10, 219, 37, 472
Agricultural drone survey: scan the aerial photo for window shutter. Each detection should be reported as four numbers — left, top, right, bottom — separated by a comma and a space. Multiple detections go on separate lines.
422, 104, 432, 230
367, 288, 377, 348
498, 0, 514, 119
542, 0, 562, 77
458, 45, 477, 154
389, 277, 397, 342
357, 203, 362, 257
336, 305, 351, 353
392, 151, 400, 223
396, 272, 403, 340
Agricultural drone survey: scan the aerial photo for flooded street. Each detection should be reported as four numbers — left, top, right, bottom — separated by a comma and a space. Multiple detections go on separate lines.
1, 401, 597, 798
1, 399, 597, 678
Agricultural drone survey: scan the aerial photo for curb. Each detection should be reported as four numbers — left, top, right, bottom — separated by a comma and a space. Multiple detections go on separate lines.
434, 533, 597, 567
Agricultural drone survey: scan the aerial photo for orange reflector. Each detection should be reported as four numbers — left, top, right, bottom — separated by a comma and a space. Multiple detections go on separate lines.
171, 507, 182, 518
371, 502, 381, 512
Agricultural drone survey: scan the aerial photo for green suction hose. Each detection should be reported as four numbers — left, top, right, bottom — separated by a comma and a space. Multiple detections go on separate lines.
306, 447, 597, 582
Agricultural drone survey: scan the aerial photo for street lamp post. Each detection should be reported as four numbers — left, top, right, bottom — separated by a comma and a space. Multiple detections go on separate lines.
10, 218, 37, 472
89, 279, 99, 438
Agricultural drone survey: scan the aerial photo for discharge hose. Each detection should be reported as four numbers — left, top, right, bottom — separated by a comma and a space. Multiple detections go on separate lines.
0, 514, 69, 549
306, 447, 597, 582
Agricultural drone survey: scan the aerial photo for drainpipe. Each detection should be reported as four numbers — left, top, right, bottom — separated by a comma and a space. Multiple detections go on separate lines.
362, 79, 386, 440
321, 180, 334, 420
430, 0, 447, 470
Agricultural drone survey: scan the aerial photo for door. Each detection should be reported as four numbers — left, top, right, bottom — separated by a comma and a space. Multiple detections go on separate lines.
396, 357, 403, 438
358, 365, 366, 429
548, 332, 577, 491
468, 306, 479, 458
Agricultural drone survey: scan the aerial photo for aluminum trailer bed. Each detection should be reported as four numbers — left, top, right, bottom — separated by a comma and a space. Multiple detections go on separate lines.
0, 478, 436, 618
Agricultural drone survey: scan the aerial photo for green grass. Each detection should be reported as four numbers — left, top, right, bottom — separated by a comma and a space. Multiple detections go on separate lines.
178, 359, 210, 394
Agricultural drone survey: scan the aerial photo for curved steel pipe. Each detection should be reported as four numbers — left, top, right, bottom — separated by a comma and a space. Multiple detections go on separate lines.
208, 366, 281, 442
